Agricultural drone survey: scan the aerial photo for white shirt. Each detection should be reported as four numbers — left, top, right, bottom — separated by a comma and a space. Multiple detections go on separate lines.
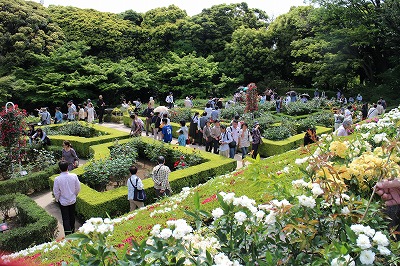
367, 107, 379, 119
166, 95, 174, 103
53, 172, 81, 206
127, 175, 144, 200
335, 125, 348, 137
227, 125, 240, 143
204, 107, 213, 118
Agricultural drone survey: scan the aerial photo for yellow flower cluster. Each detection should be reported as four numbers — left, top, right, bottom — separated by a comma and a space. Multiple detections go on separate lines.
329, 141, 348, 158
347, 152, 400, 191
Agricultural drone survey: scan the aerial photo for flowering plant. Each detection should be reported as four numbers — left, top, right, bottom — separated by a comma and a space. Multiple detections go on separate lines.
174, 155, 188, 170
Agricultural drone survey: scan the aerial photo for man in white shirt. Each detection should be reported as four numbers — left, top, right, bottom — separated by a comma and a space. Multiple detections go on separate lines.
53, 161, 81, 235
367, 104, 379, 119
127, 166, 145, 211
376, 101, 385, 115
227, 120, 240, 159
165, 92, 174, 109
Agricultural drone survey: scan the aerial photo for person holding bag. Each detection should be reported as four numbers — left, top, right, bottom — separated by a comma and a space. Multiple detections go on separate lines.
127, 165, 145, 211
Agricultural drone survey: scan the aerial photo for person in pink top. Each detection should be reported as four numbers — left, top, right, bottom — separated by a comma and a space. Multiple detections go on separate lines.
53, 161, 81, 235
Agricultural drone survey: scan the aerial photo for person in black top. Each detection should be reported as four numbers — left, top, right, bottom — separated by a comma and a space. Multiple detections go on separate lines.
97, 95, 105, 123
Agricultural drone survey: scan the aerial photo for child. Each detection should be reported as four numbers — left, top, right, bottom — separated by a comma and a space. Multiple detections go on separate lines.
161, 118, 172, 143
177, 130, 186, 146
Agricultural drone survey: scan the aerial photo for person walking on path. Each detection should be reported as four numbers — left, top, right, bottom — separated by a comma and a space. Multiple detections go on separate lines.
219, 125, 233, 158
165, 92, 174, 109
211, 120, 221, 154
142, 104, 154, 136
152, 156, 172, 198
97, 95, 106, 123
161, 118, 173, 143
53, 160, 81, 235
251, 122, 262, 159
127, 165, 145, 211
62, 141, 79, 171
227, 120, 240, 159
203, 120, 213, 152
238, 123, 251, 161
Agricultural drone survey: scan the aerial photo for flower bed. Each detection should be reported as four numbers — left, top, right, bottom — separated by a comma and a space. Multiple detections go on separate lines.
0, 193, 57, 252
48, 137, 236, 221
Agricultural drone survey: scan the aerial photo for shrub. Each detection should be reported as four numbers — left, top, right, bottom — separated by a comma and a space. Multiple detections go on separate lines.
168, 108, 192, 124
45, 122, 104, 138
220, 105, 245, 120
263, 126, 292, 140
0, 193, 57, 252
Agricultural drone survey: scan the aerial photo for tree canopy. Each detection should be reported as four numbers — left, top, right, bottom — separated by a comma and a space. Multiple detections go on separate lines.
0, 0, 399, 108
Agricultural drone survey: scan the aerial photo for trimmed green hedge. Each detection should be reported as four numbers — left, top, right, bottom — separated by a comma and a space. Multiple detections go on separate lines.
258, 126, 332, 157
0, 193, 57, 252
43, 122, 131, 158
50, 137, 237, 220
0, 165, 59, 195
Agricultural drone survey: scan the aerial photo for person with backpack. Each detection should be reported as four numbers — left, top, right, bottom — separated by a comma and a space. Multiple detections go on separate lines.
251, 122, 262, 159
127, 165, 145, 211
153, 112, 162, 140
189, 112, 199, 145
142, 103, 154, 136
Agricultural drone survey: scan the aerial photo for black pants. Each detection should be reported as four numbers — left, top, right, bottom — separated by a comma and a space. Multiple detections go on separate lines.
212, 139, 220, 154
98, 109, 104, 123
59, 203, 76, 235
252, 143, 260, 159
205, 140, 213, 152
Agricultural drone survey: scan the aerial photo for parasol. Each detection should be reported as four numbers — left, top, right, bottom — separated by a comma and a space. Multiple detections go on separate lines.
153, 106, 169, 114
300, 93, 310, 98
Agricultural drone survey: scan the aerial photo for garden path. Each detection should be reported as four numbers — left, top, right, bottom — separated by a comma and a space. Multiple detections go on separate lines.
31, 122, 245, 240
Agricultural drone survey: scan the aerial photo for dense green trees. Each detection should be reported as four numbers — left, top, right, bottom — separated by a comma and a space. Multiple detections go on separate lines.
0, 0, 399, 107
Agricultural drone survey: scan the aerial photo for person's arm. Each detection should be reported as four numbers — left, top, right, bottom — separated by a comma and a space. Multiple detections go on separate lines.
375, 179, 400, 206
137, 178, 144, 190
41, 132, 46, 141
53, 179, 60, 202
70, 149, 79, 167
75, 176, 81, 195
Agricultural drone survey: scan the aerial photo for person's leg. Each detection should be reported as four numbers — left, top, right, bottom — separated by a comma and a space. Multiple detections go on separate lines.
229, 147, 235, 159
213, 139, 220, 154
252, 144, 259, 159
241, 147, 247, 159
134, 200, 145, 209
129, 199, 136, 211
68, 204, 76, 233
59, 203, 72, 235
145, 118, 150, 136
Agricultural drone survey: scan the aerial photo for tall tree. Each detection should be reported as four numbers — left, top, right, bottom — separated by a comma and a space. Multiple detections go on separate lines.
48, 5, 140, 60
0, 0, 64, 75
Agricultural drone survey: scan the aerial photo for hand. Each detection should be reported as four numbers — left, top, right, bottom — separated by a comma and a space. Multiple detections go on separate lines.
375, 179, 400, 206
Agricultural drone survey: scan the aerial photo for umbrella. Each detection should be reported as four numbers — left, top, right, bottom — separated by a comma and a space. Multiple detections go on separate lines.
300, 93, 310, 98
153, 106, 169, 114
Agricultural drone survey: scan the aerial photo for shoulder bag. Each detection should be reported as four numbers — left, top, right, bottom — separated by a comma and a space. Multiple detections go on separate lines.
130, 177, 146, 202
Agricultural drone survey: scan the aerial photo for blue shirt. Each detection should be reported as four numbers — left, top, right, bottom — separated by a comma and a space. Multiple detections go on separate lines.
178, 134, 186, 146
162, 125, 173, 143
55, 111, 63, 123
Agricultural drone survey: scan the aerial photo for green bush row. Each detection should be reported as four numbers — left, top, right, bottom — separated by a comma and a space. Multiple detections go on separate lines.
0, 165, 59, 195
44, 122, 131, 158
258, 126, 332, 157
0, 193, 57, 252
50, 137, 237, 220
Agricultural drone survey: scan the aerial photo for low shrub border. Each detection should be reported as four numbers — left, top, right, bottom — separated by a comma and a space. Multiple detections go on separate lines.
0, 165, 59, 195
43, 123, 131, 158
258, 126, 332, 157
0, 193, 57, 252
49, 137, 237, 220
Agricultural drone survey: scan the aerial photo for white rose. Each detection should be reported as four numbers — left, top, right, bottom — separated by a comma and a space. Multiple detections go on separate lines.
159, 228, 173, 239
234, 211, 247, 224
356, 234, 372, 250
359, 250, 375, 265
377, 245, 391, 256
341, 207, 350, 215
373, 231, 389, 246
212, 208, 224, 219
297, 195, 316, 208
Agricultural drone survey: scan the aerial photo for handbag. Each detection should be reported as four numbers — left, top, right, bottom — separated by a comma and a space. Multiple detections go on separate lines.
130, 177, 146, 202
229, 140, 236, 148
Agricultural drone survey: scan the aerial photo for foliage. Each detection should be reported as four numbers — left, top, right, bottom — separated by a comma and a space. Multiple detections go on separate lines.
0, 0, 64, 75
220, 104, 245, 120
168, 107, 192, 124
45, 122, 104, 138
0, 105, 27, 179
0, 193, 57, 252
263, 125, 292, 140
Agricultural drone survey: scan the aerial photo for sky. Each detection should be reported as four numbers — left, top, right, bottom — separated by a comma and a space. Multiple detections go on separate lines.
34, 0, 309, 18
